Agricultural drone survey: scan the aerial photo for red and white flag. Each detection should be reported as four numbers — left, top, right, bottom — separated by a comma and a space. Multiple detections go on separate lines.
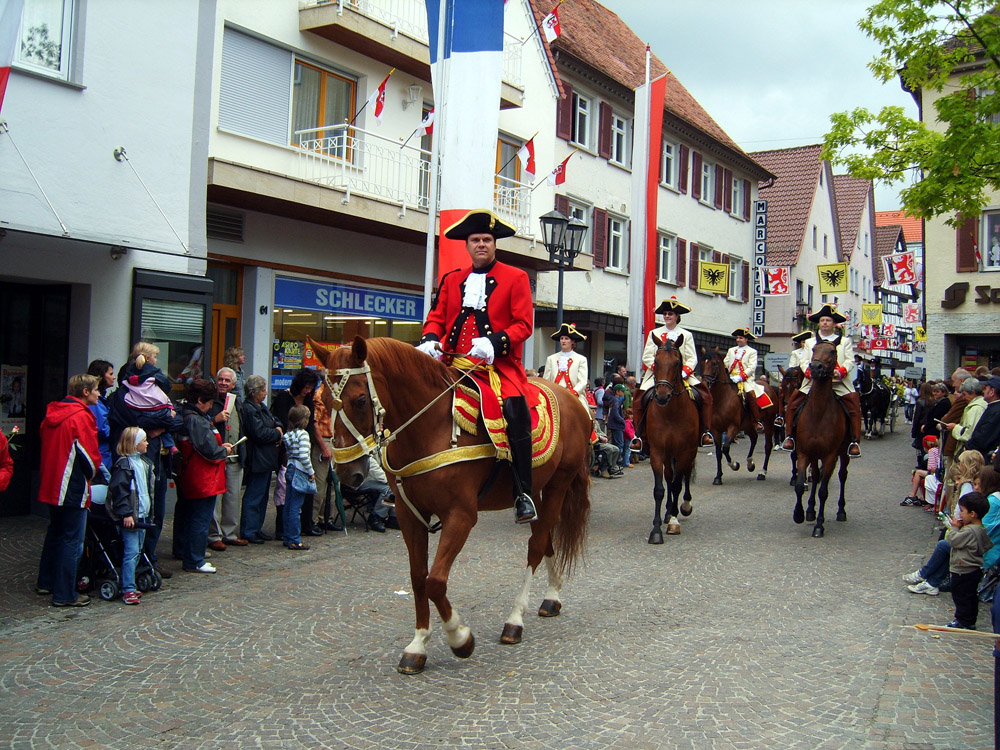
516, 136, 535, 176
547, 152, 573, 186
419, 109, 434, 136
882, 323, 896, 338
758, 266, 790, 296
882, 251, 916, 285
366, 70, 393, 125
0, 0, 24, 115
903, 303, 920, 323
541, 6, 562, 43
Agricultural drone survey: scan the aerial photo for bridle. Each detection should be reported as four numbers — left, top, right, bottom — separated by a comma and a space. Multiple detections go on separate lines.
324, 362, 386, 465
653, 342, 682, 405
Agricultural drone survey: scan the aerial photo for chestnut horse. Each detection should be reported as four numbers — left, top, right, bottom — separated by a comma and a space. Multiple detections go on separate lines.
312, 337, 592, 674
792, 342, 851, 538
644, 335, 699, 543
778, 365, 804, 486
699, 348, 778, 484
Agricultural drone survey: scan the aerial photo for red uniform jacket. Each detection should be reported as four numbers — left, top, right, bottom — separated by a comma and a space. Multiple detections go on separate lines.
38, 397, 102, 508
422, 259, 533, 399
0, 432, 13, 493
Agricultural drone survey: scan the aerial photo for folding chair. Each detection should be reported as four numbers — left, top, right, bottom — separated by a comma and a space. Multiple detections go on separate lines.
340, 486, 380, 531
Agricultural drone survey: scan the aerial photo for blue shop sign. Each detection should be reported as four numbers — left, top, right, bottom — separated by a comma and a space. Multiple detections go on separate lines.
274, 276, 423, 322
271, 375, 293, 391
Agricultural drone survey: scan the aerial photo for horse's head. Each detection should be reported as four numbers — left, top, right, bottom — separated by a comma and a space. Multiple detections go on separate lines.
309, 335, 378, 490
780, 365, 804, 397
652, 334, 682, 405
808, 341, 838, 381
699, 345, 724, 387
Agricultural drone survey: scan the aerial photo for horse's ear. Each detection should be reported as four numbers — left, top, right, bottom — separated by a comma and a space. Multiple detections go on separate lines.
351, 335, 369, 364
308, 337, 332, 368
699, 345, 705, 357
778, 365, 785, 376
653, 333, 664, 348
675, 333, 684, 347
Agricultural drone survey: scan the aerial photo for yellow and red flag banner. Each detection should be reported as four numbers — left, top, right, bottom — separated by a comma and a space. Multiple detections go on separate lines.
817, 263, 849, 294
698, 262, 729, 295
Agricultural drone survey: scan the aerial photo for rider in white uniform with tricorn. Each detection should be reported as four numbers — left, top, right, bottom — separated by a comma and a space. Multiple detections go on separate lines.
723, 327, 772, 433
544, 322, 590, 414
780, 304, 863, 458
635, 297, 714, 447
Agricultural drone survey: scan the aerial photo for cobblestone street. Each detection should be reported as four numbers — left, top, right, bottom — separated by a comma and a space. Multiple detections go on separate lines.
0, 429, 993, 749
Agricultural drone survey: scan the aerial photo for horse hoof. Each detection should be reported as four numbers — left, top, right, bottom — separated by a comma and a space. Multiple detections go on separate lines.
747, 460, 756, 473
666, 523, 681, 535
500, 623, 523, 644
756, 473, 766, 481
812, 527, 825, 538
648, 530, 664, 545
451, 633, 476, 659
397, 652, 427, 675
789, 475, 796, 486
712, 477, 723, 486
805, 510, 816, 523
538, 599, 562, 617
732, 462, 741, 472
679, 500, 692, 516
793, 507, 804, 524
836, 511, 847, 522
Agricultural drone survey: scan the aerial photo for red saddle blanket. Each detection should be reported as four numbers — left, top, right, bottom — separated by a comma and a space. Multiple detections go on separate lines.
453, 377, 558, 468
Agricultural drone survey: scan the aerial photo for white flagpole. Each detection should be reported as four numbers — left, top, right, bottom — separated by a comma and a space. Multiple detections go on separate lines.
423, 0, 449, 320
626, 46, 652, 374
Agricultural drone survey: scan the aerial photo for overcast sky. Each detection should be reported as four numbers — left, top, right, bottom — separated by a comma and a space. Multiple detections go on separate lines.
600, 0, 918, 210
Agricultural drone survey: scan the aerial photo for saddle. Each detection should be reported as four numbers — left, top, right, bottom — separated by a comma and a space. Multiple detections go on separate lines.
790, 391, 850, 431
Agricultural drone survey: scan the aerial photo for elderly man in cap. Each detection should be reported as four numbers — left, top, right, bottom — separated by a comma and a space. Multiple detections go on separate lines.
545, 322, 590, 414
781, 304, 863, 457
724, 327, 771, 433
417, 210, 537, 524
965, 376, 1000, 462
634, 296, 714, 447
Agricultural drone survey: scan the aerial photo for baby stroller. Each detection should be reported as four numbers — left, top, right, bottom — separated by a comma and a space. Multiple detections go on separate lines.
77, 500, 161, 601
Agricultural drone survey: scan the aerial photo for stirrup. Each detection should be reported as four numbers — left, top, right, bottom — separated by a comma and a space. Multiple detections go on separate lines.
781, 436, 795, 451
773, 416, 785, 427
700, 432, 715, 446
514, 493, 537, 524
848, 441, 862, 457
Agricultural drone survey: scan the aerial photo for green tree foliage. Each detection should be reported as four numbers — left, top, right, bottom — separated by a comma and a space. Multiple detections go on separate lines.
822, 1, 1000, 223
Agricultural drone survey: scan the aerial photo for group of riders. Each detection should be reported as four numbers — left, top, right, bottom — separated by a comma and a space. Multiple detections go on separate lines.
414, 209, 865, 527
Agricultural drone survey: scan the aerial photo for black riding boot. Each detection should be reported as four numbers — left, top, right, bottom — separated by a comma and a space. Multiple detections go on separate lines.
503, 396, 537, 524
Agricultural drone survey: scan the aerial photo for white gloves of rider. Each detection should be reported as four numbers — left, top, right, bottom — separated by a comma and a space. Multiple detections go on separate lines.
416, 340, 443, 360
730, 375, 741, 383
468, 337, 495, 364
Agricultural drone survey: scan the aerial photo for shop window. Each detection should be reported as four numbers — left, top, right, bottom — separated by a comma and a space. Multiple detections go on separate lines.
15, 0, 77, 82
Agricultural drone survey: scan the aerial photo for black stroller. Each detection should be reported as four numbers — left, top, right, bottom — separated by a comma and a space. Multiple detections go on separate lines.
77, 503, 162, 601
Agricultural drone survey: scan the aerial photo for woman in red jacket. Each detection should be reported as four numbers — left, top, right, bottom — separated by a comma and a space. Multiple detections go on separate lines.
35, 374, 103, 607
0, 429, 13, 493
176, 379, 232, 574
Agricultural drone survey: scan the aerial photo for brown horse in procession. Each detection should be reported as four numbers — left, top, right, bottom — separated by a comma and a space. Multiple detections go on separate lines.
311, 337, 592, 674
778, 365, 804, 486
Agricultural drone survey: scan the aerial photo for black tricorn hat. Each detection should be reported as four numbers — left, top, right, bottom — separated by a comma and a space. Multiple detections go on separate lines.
807, 303, 847, 324
654, 296, 692, 315
731, 327, 755, 341
791, 331, 812, 343
443, 210, 517, 241
550, 322, 587, 342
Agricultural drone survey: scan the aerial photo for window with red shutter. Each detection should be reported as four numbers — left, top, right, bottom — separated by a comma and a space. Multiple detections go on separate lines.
679, 145, 689, 194
555, 195, 570, 217
742, 261, 750, 302
723, 169, 733, 213
689, 242, 699, 289
593, 208, 608, 268
713, 250, 721, 264
956, 215, 979, 272
720, 253, 729, 296
677, 239, 687, 286
742, 179, 751, 221
598, 102, 612, 160
556, 82, 574, 141
714, 165, 724, 209
691, 152, 703, 201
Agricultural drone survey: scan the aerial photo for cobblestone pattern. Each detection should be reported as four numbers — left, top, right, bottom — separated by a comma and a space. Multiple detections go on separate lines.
0, 431, 993, 749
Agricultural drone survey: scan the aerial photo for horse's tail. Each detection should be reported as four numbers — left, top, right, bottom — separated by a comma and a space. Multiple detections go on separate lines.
552, 443, 592, 579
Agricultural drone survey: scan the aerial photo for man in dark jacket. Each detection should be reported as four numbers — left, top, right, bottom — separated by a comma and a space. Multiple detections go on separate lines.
966, 377, 1000, 461
207, 367, 247, 548
35, 374, 103, 607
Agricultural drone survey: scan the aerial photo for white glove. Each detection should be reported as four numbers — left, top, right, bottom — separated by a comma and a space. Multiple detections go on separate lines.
730, 375, 741, 383
468, 337, 495, 364
416, 340, 443, 360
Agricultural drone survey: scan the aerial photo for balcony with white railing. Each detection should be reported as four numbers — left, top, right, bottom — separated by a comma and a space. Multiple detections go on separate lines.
300, 0, 429, 43
493, 174, 533, 237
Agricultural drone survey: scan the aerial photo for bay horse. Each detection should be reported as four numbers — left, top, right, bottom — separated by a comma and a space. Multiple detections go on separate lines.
699, 347, 778, 484
311, 336, 592, 675
644, 335, 698, 543
856, 366, 891, 439
778, 365, 804, 486
791, 341, 851, 538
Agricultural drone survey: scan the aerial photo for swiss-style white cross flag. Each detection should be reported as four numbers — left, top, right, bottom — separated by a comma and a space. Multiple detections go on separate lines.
0, 0, 25, 116
366, 70, 393, 125
547, 153, 573, 186
542, 6, 562, 43
420, 109, 434, 136
516, 136, 535, 176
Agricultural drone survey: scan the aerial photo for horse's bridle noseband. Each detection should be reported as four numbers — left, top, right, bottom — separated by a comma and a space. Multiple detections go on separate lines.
325, 363, 386, 465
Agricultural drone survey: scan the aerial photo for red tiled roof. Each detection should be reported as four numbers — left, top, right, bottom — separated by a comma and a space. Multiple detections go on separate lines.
875, 210, 923, 243
832, 174, 872, 260
531, 0, 763, 170
874, 224, 905, 285
750, 145, 825, 266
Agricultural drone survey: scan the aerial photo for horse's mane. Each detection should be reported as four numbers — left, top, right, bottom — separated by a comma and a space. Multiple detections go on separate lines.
364, 337, 455, 386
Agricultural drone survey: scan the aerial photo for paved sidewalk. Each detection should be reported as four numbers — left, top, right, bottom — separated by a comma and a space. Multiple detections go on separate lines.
0, 431, 993, 749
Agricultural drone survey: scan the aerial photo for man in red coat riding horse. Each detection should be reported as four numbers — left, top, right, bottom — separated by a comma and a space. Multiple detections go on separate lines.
416, 210, 538, 525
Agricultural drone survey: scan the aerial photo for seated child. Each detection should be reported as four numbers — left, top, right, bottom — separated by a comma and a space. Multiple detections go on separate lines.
902, 435, 939, 506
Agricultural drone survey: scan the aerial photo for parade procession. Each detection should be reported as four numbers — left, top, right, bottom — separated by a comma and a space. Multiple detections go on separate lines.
4, 0, 1000, 748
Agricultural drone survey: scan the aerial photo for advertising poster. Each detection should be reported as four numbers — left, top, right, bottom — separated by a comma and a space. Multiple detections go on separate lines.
0, 364, 27, 434
303, 341, 341, 369
272, 340, 304, 370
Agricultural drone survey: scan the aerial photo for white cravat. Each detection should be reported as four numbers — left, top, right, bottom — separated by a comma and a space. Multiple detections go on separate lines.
462, 273, 488, 310
558, 352, 571, 372
664, 327, 681, 342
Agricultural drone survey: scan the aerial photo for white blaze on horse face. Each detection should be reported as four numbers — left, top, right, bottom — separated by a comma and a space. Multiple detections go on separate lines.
403, 627, 432, 656
442, 611, 471, 650
543, 555, 563, 603
505, 565, 534, 629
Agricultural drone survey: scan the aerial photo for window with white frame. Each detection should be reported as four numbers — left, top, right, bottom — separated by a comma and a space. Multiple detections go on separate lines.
864, 232, 869, 256
571, 92, 591, 149
292, 60, 357, 157
610, 113, 629, 166
700, 161, 714, 203
658, 232, 677, 284
729, 256, 743, 300
15, 0, 75, 81
731, 178, 744, 216
812, 225, 817, 249
568, 200, 591, 257
697, 244, 713, 291
607, 215, 627, 271
661, 140, 678, 189
796, 279, 804, 303
982, 210, 1000, 269
823, 234, 828, 258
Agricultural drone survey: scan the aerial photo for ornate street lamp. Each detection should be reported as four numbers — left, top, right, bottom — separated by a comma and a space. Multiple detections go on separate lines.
539, 210, 588, 337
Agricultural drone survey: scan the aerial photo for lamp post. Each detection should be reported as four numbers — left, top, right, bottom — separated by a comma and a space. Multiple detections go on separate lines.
539, 210, 588, 342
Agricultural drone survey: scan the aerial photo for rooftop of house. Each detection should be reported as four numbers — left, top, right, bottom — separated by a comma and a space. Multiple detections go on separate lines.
832, 174, 872, 260
875, 210, 922, 243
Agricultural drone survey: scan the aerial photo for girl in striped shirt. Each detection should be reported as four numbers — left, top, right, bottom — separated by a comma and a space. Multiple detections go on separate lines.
281, 405, 314, 550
